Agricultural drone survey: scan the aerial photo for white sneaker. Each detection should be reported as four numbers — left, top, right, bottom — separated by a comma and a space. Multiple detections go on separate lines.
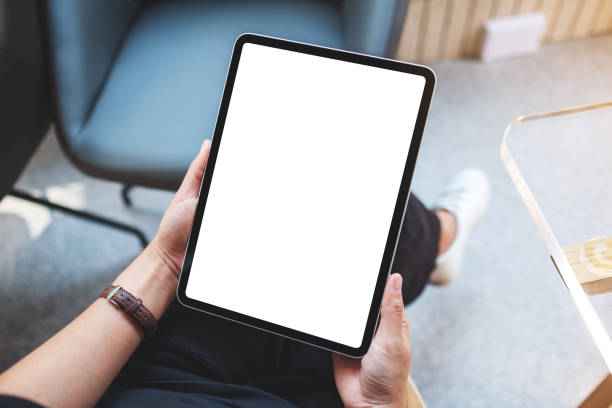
429, 168, 490, 285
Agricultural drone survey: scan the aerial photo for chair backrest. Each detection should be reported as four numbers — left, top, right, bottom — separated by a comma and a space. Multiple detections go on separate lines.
0, 0, 50, 200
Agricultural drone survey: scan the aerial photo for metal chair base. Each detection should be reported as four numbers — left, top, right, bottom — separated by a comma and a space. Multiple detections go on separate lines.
121, 184, 133, 207
9, 189, 148, 248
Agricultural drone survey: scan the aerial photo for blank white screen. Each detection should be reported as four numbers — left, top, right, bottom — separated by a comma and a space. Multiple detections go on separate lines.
186, 43, 425, 348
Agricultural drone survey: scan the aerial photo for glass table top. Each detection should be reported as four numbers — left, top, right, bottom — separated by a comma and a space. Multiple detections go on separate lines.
501, 101, 612, 372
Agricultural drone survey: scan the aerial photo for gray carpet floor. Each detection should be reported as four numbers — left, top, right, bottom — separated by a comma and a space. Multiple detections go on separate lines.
2, 35, 612, 407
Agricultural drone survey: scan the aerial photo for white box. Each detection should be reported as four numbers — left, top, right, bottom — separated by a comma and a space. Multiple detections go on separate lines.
480, 13, 547, 62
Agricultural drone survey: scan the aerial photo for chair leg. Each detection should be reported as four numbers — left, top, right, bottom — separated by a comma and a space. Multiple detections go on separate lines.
121, 184, 133, 207
9, 189, 148, 249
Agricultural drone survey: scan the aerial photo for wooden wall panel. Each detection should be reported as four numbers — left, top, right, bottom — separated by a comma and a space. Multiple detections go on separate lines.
573, 0, 602, 38
593, 0, 612, 34
494, 0, 517, 17
550, 0, 582, 41
395, 0, 612, 63
465, 0, 496, 56
541, 0, 562, 41
396, 0, 425, 62
422, 0, 452, 61
517, 0, 540, 14
441, 0, 472, 58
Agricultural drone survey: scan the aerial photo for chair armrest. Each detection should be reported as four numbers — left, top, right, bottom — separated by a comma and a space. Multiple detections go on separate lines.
340, 0, 408, 57
44, 0, 141, 141
406, 375, 427, 408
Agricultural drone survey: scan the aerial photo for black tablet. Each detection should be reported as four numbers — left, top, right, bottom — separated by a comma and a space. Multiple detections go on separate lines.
177, 34, 434, 358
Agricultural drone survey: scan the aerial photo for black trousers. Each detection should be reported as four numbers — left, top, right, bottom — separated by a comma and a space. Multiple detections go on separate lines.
103, 195, 440, 407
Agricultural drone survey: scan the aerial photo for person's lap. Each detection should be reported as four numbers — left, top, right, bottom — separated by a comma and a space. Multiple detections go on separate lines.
110, 300, 343, 406
109, 194, 439, 407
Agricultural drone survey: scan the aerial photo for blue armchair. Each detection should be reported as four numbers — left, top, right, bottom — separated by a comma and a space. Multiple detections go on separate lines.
45, 0, 407, 190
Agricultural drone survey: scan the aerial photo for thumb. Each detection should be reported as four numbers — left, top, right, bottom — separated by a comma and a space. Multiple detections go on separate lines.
176, 139, 212, 200
377, 274, 406, 341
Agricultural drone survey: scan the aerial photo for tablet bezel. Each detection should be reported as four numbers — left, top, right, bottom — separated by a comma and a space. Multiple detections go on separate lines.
177, 33, 435, 358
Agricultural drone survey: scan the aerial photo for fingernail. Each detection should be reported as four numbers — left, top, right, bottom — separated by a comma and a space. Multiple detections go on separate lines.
392, 274, 402, 293
200, 139, 211, 153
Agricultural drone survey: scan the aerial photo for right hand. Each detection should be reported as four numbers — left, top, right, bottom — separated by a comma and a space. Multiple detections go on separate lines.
333, 274, 411, 408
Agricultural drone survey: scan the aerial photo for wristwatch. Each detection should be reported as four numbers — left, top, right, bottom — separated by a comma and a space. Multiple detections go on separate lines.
100, 285, 158, 333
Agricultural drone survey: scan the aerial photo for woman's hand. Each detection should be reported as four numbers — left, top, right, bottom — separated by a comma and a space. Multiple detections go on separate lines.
151, 139, 212, 278
333, 273, 411, 408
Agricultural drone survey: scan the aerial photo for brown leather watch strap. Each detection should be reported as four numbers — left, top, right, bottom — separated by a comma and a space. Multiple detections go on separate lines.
100, 285, 158, 333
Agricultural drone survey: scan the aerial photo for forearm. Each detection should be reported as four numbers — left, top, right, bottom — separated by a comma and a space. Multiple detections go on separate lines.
0, 239, 177, 408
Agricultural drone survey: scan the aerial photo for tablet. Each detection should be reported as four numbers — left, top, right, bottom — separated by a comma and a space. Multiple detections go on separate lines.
177, 34, 435, 357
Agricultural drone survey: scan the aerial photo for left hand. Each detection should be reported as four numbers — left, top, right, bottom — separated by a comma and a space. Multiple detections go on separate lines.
151, 139, 212, 278
333, 273, 411, 408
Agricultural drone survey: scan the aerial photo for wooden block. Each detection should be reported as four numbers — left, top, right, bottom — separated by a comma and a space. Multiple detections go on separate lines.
563, 237, 612, 296
465, 0, 497, 56
422, 0, 451, 61
573, 0, 602, 38
578, 374, 612, 408
441, 0, 472, 59
593, 0, 612, 34
551, 0, 582, 42
396, 0, 426, 62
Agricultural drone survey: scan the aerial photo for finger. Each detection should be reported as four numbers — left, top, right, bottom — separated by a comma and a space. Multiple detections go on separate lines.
376, 273, 406, 341
176, 139, 212, 200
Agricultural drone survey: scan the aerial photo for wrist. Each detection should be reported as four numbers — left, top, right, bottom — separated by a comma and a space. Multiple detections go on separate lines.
111, 240, 179, 319
149, 236, 183, 278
